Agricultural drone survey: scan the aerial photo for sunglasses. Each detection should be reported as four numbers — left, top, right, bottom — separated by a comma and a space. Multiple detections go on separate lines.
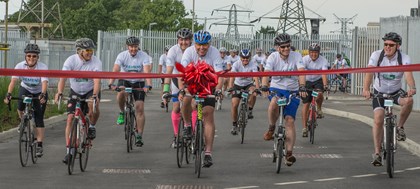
384, 43, 397, 47
279, 45, 291, 49
241, 57, 250, 60
26, 55, 38, 58
84, 49, 94, 53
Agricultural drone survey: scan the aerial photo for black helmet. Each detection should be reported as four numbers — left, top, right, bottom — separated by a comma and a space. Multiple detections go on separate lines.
126, 36, 140, 45
176, 28, 193, 39
308, 43, 320, 52
75, 38, 96, 49
24, 43, 40, 54
239, 49, 251, 58
382, 32, 402, 45
274, 33, 291, 46
336, 53, 342, 58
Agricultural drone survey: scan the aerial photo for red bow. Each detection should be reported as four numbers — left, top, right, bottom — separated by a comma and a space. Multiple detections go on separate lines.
176, 61, 218, 97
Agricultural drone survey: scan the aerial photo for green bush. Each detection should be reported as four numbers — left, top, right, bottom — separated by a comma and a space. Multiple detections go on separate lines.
0, 77, 65, 132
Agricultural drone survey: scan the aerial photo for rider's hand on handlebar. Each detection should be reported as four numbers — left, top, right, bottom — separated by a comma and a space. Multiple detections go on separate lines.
4, 93, 11, 104
54, 93, 63, 104
299, 85, 307, 98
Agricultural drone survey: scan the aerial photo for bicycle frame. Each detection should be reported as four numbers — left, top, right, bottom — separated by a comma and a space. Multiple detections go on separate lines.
308, 90, 319, 144
233, 89, 250, 144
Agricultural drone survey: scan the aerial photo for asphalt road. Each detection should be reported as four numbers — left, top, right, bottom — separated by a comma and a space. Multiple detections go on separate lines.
1, 91, 420, 189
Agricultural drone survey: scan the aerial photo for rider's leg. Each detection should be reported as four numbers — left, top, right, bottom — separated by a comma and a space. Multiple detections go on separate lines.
134, 101, 145, 135
171, 101, 181, 135
397, 97, 413, 128
373, 109, 385, 155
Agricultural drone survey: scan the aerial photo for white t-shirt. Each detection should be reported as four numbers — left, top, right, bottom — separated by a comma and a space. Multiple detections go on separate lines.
368, 50, 411, 93
227, 55, 239, 65
12, 61, 48, 94
166, 44, 185, 93
159, 53, 167, 74
181, 46, 223, 72
300, 55, 329, 82
265, 51, 304, 91
231, 59, 258, 86
62, 54, 102, 95
334, 58, 349, 69
221, 55, 231, 71
115, 50, 151, 83
253, 54, 266, 66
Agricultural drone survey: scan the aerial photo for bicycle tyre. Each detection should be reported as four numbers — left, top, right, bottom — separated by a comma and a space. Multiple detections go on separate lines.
176, 117, 185, 168
332, 79, 339, 93
216, 98, 222, 110
130, 111, 137, 151
30, 121, 38, 164
195, 120, 203, 178
19, 120, 30, 167
386, 118, 394, 178
80, 119, 90, 172
125, 109, 132, 153
309, 104, 316, 144
239, 104, 247, 144
68, 118, 79, 175
275, 127, 284, 174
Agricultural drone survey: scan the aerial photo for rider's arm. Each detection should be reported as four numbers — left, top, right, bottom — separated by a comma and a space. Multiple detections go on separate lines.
7, 78, 18, 95
93, 78, 101, 97
144, 64, 152, 87
298, 67, 306, 86
163, 66, 174, 92
157, 64, 162, 75
404, 71, 416, 95
363, 66, 374, 98
108, 64, 120, 86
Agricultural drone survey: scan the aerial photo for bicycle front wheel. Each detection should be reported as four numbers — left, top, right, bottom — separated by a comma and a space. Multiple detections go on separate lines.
194, 120, 204, 178
30, 121, 38, 164
19, 120, 30, 167
239, 104, 247, 144
309, 105, 316, 144
80, 119, 90, 172
386, 118, 395, 178
176, 118, 185, 168
68, 118, 79, 175
275, 127, 284, 174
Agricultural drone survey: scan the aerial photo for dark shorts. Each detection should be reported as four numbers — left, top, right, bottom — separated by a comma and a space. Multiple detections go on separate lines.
340, 74, 348, 79
67, 89, 101, 115
160, 78, 165, 84
117, 80, 145, 101
231, 84, 254, 98
372, 89, 403, 110
18, 87, 48, 128
302, 78, 323, 104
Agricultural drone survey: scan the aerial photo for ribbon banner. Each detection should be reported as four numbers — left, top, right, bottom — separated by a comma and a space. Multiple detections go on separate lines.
175, 61, 218, 97
2, 64, 420, 79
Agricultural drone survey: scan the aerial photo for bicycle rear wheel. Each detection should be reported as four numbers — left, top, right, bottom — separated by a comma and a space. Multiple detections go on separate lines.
275, 127, 284, 174
80, 119, 90, 172
216, 97, 222, 110
30, 121, 38, 164
309, 105, 316, 144
125, 109, 133, 153
68, 118, 78, 175
239, 104, 247, 144
176, 118, 185, 168
386, 118, 395, 178
19, 120, 30, 167
194, 120, 204, 178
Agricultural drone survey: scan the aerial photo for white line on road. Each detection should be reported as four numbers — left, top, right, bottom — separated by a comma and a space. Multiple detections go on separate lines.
406, 166, 420, 171
224, 186, 259, 189
352, 174, 377, 178
274, 181, 308, 185
314, 177, 346, 182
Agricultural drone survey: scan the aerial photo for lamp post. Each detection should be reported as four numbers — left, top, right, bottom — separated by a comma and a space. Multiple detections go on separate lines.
0, 0, 9, 68
192, 0, 195, 32
148, 22, 157, 51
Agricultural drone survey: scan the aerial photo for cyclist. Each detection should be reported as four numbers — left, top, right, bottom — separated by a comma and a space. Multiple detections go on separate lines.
4, 43, 48, 157
108, 36, 152, 147
362, 32, 416, 166
332, 53, 350, 92
253, 47, 266, 71
54, 38, 102, 164
180, 30, 224, 168
261, 33, 305, 167
228, 48, 260, 135
299, 43, 329, 137
219, 47, 231, 97
159, 45, 171, 108
162, 28, 195, 148
227, 48, 239, 70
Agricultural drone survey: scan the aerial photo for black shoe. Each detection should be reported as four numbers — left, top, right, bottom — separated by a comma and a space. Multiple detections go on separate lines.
371, 153, 382, 166
396, 127, 406, 141
231, 126, 239, 135
248, 111, 254, 119
183, 126, 192, 139
203, 155, 213, 168
36, 146, 43, 157
160, 101, 165, 108
62, 154, 69, 164
88, 127, 96, 140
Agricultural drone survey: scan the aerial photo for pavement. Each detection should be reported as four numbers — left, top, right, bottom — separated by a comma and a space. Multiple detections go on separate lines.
1, 90, 420, 159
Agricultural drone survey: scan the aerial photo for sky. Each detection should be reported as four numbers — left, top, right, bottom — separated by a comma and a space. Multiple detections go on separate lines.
0, 0, 418, 35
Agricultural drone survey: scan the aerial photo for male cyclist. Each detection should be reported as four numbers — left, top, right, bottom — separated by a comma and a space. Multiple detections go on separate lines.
362, 32, 416, 166
252, 47, 266, 71
299, 43, 328, 137
4, 44, 48, 157
162, 28, 194, 148
261, 33, 305, 167
227, 48, 239, 70
332, 53, 350, 92
228, 48, 260, 135
54, 38, 102, 164
108, 36, 152, 147
180, 30, 224, 168
219, 47, 231, 96
159, 45, 171, 108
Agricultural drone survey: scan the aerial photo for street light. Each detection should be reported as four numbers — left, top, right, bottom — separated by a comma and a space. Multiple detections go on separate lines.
0, 0, 9, 68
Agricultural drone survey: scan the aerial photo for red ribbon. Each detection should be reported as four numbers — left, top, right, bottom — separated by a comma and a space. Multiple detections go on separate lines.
176, 61, 218, 97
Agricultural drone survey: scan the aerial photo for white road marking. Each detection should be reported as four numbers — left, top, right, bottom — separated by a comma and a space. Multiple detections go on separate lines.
352, 174, 377, 178
314, 177, 345, 182
224, 186, 259, 189
274, 181, 308, 185
406, 166, 420, 171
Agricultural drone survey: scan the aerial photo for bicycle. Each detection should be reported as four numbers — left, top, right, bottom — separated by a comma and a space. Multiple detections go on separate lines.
115, 87, 144, 153
329, 75, 351, 93
270, 91, 298, 174
372, 91, 406, 178
59, 95, 95, 175
230, 89, 251, 144
307, 89, 322, 144
215, 95, 222, 111
8, 95, 41, 167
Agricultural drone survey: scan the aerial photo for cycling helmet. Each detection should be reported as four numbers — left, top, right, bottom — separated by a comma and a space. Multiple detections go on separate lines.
308, 43, 321, 52
229, 48, 237, 53
75, 38, 96, 49
256, 48, 263, 53
24, 43, 41, 54
164, 45, 171, 51
194, 30, 212, 44
177, 28, 193, 39
336, 53, 342, 58
219, 47, 227, 53
274, 33, 291, 46
126, 36, 140, 45
382, 32, 402, 45
239, 49, 251, 58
